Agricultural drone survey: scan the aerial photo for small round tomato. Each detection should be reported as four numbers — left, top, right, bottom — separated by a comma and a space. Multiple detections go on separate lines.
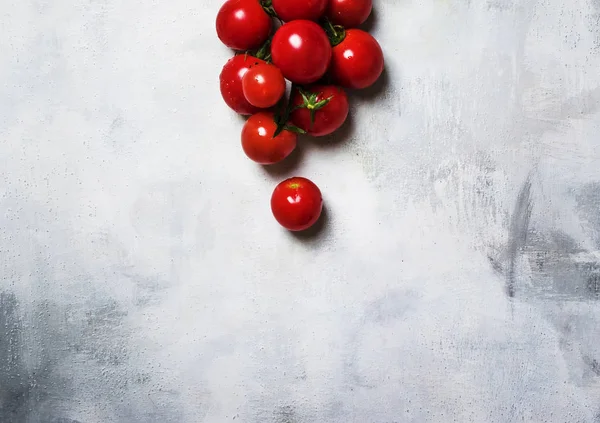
271, 20, 332, 84
271, 177, 323, 231
272, 0, 327, 21
326, 0, 372, 28
216, 0, 272, 51
242, 63, 286, 109
241, 112, 297, 164
220, 55, 267, 115
290, 85, 349, 136
329, 29, 384, 89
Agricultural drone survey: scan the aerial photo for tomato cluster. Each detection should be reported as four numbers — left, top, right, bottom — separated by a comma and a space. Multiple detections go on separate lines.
217, 0, 383, 232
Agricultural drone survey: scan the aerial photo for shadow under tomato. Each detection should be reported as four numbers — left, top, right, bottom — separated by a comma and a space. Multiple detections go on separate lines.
288, 204, 330, 243
347, 64, 390, 105
302, 109, 356, 149
360, 6, 379, 33
260, 143, 305, 179
235, 113, 248, 124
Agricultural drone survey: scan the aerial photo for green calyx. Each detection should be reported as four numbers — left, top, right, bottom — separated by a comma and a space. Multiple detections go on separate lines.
296, 88, 333, 128
282, 124, 306, 135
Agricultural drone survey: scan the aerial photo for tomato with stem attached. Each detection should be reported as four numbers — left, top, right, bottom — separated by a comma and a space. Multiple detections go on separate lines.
272, 0, 327, 22
242, 63, 286, 109
326, 0, 372, 28
216, 0, 272, 51
220, 55, 267, 115
271, 20, 332, 84
328, 28, 384, 89
290, 85, 349, 136
271, 177, 323, 231
241, 111, 297, 164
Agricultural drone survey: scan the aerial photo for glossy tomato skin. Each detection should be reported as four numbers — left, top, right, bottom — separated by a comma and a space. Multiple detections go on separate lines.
271, 20, 332, 84
290, 85, 349, 136
220, 55, 266, 115
272, 0, 327, 22
330, 29, 384, 89
242, 63, 286, 109
241, 112, 297, 164
216, 0, 272, 51
326, 0, 372, 28
271, 177, 323, 231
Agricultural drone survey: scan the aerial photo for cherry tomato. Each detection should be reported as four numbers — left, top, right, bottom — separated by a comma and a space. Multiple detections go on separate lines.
290, 85, 349, 136
272, 0, 327, 22
271, 177, 323, 231
326, 0, 372, 28
329, 29, 384, 89
271, 20, 332, 84
220, 55, 266, 115
241, 112, 297, 164
242, 63, 286, 109
216, 0, 272, 51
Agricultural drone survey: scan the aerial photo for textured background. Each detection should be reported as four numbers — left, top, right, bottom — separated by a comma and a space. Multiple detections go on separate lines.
2, 0, 600, 422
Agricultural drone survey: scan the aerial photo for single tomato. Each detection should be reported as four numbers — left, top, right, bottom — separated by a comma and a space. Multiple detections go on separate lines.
271, 20, 332, 84
326, 0, 372, 28
220, 55, 266, 115
242, 63, 286, 109
290, 85, 349, 136
329, 29, 384, 89
241, 112, 297, 164
216, 0, 272, 51
271, 177, 323, 231
272, 0, 327, 22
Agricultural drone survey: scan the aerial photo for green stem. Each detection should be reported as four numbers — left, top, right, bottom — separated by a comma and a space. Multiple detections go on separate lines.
321, 18, 346, 47
261, 0, 278, 18
254, 39, 271, 61
273, 84, 297, 138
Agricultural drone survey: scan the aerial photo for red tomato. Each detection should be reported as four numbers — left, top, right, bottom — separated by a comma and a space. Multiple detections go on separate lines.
241, 112, 297, 164
220, 55, 266, 115
271, 177, 323, 231
272, 0, 327, 22
242, 63, 286, 109
326, 0, 372, 28
329, 29, 383, 89
271, 20, 332, 84
290, 85, 349, 136
216, 0, 272, 51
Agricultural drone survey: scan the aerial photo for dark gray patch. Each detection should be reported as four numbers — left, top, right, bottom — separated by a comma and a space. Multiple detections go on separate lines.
0, 292, 33, 423
80, 299, 128, 366
273, 405, 298, 423
582, 356, 600, 376
587, 272, 600, 297
488, 255, 504, 274
0, 292, 26, 389
0, 278, 180, 422
576, 182, 600, 248
506, 177, 533, 297
519, 230, 600, 300
0, 293, 76, 423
